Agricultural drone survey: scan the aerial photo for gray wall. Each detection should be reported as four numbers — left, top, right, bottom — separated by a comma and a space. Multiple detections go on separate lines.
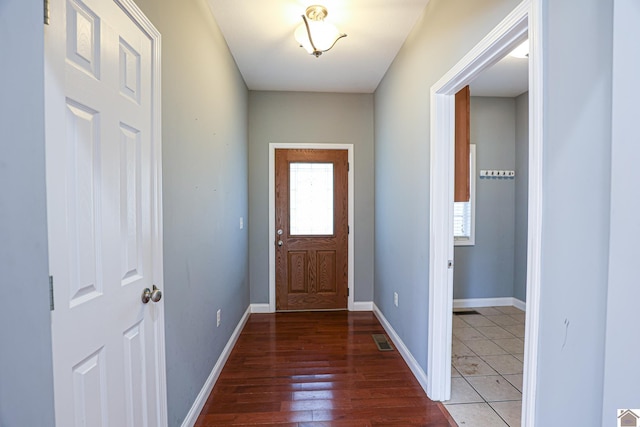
0, 0, 56, 425
374, 0, 521, 371
453, 97, 516, 300
129, 0, 249, 425
602, 0, 639, 422
248, 91, 375, 303
513, 92, 528, 302
535, 0, 613, 424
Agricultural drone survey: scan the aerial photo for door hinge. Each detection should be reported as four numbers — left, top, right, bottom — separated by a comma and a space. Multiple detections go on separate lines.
49, 275, 55, 311
44, 0, 50, 25
347, 287, 349, 297
348, 162, 350, 172
348, 225, 350, 234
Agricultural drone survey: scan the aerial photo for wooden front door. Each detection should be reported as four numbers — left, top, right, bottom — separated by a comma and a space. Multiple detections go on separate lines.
275, 149, 348, 311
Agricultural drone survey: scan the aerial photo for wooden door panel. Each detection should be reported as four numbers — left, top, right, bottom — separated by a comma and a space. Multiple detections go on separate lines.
317, 251, 337, 293
275, 149, 348, 310
288, 251, 308, 293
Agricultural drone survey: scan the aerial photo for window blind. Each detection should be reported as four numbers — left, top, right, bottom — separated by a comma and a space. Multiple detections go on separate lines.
453, 200, 471, 238
454, 144, 475, 244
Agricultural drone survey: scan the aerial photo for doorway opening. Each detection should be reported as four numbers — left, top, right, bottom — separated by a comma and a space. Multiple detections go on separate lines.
427, 1, 543, 426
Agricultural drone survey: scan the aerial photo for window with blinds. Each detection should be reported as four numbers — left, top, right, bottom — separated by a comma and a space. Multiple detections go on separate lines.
454, 144, 476, 246
453, 201, 471, 237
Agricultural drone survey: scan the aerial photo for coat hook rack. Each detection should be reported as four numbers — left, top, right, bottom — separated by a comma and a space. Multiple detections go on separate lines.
479, 170, 515, 178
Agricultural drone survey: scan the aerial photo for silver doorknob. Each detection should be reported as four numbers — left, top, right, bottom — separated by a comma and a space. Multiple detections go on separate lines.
141, 285, 162, 304
150, 285, 162, 302
277, 240, 283, 247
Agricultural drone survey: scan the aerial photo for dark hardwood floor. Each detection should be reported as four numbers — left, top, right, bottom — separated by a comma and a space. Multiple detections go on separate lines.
195, 311, 456, 426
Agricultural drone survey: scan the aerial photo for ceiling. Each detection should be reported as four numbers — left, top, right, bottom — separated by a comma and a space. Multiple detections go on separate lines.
206, 0, 430, 93
205, 0, 529, 96
470, 55, 529, 97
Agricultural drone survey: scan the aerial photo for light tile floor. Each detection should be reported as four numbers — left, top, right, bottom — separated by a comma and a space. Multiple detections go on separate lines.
445, 306, 525, 427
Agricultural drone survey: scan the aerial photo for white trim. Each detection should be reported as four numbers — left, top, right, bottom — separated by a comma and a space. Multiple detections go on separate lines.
453, 297, 526, 311
428, 5, 542, 427
250, 303, 271, 313
181, 306, 251, 427
352, 301, 373, 311
427, 88, 455, 400
521, 1, 543, 425
268, 143, 355, 312
513, 298, 527, 312
373, 304, 428, 393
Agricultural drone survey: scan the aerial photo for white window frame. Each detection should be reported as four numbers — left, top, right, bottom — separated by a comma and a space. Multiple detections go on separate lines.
454, 144, 476, 246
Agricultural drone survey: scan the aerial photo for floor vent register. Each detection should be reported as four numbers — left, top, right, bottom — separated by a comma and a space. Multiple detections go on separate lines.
372, 334, 394, 352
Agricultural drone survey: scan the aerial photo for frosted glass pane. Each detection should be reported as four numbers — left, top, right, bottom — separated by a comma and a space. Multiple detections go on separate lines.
290, 163, 333, 235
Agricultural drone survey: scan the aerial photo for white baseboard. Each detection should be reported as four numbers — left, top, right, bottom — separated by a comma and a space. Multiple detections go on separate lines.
512, 298, 526, 311
372, 304, 428, 393
454, 297, 526, 312
352, 301, 373, 311
181, 306, 251, 427
250, 303, 271, 313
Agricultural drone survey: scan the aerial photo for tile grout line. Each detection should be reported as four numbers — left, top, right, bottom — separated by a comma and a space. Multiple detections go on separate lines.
451, 307, 525, 427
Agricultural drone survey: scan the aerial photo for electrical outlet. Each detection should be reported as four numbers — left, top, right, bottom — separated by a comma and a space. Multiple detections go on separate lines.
394, 292, 398, 307
216, 309, 221, 327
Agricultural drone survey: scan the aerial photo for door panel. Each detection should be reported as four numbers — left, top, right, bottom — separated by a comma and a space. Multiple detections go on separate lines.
275, 149, 348, 310
46, 0, 164, 425
71, 348, 107, 426
317, 251, 337, 292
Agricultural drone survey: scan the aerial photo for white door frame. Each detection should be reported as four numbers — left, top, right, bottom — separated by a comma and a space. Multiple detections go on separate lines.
268, 143, 355, 312
427, 1, 542, 426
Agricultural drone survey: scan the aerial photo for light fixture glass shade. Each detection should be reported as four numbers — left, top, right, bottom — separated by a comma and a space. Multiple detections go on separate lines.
295, 20, 343, 55
294, 5, 346, 57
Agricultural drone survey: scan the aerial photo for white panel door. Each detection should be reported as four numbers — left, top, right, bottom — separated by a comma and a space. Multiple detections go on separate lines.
45, 0, 166, 425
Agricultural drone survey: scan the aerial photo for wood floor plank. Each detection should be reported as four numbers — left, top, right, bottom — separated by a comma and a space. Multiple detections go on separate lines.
194, 311, 456, 426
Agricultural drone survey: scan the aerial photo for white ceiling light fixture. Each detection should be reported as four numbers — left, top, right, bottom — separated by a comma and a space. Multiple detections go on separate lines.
294, 5, 346, 58
509, 39, 529, 59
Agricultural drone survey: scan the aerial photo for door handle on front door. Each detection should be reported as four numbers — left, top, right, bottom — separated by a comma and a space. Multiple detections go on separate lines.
141, 285, 162, 304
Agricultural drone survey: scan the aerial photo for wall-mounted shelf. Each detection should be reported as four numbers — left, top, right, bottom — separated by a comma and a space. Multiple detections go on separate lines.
480, 170, 515, 178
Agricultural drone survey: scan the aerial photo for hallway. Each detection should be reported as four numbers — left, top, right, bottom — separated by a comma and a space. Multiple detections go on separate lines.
195, 311, 455, 426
